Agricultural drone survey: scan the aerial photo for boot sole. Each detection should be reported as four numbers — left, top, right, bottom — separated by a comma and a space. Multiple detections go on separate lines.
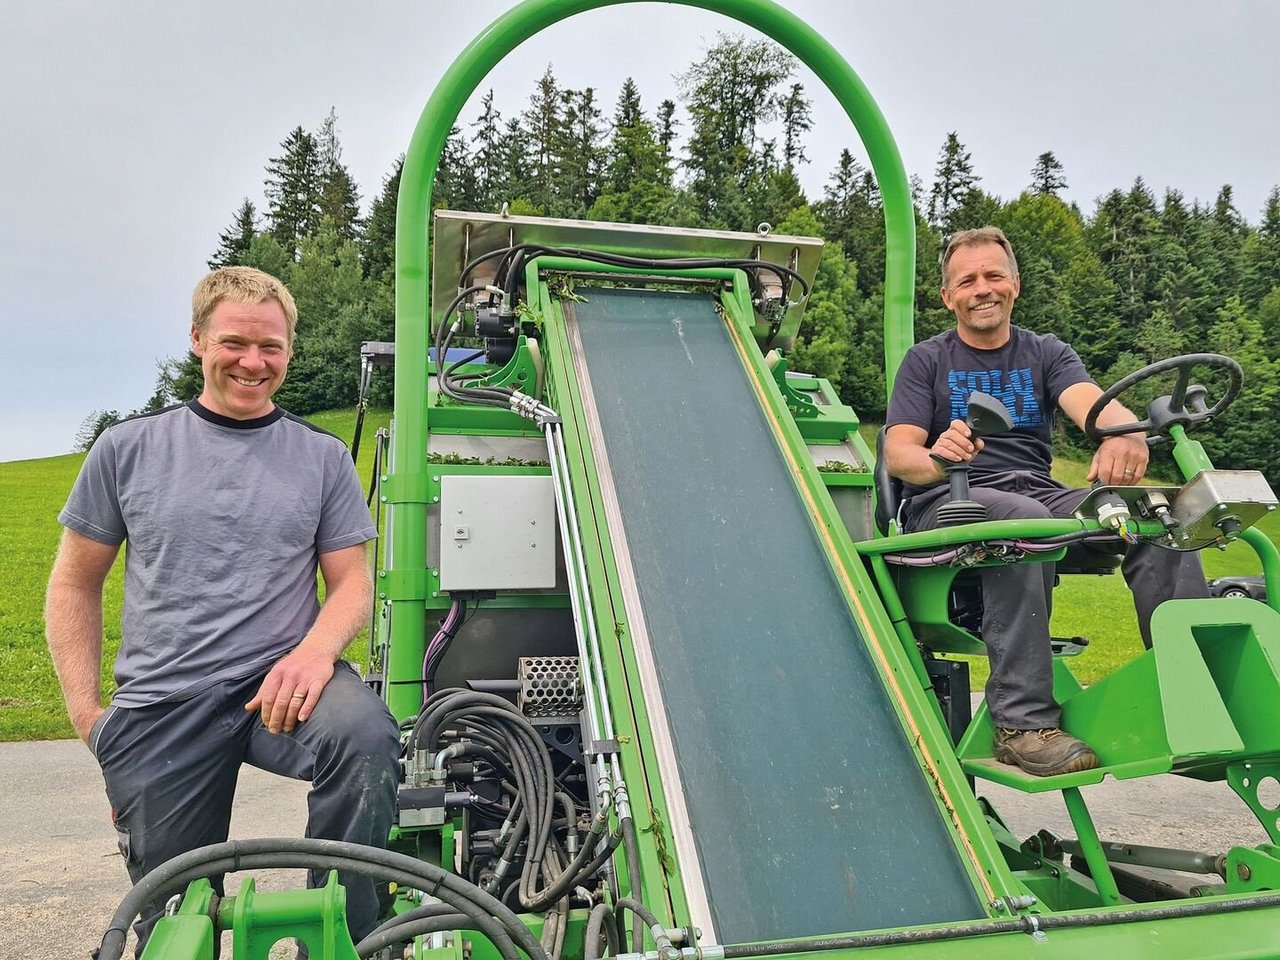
994, 742, 1100, 777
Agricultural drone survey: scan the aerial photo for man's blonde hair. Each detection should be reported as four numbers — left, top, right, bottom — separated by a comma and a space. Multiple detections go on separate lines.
940, 226, 1019, 289
191, 266, 298, 342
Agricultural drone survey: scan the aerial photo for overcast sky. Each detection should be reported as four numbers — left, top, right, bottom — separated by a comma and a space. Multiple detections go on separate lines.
2, 1, 1277, 463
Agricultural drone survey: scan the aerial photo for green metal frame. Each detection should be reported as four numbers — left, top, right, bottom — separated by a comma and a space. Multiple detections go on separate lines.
144, 0, 1280, 956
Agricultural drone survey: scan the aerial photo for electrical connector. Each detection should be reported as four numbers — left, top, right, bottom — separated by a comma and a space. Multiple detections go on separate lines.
1094, 492, 1132, 533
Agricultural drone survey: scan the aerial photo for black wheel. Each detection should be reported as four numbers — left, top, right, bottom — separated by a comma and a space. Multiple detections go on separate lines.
1084, 353, 1242, 446
1220, 586, 1250, 599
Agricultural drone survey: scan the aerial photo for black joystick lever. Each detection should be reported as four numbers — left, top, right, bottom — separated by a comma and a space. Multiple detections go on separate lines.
929, 391, 1014, 527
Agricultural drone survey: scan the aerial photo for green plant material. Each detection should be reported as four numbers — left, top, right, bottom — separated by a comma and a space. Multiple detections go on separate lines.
816, 460, 867, 474
547, 274, 588, 303
643, 806, 677, 884
425, 453, 549, 467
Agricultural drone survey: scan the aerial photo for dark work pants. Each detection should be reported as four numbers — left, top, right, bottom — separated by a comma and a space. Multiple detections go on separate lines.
89, 662, 401, 956
907, 470, 1209, 730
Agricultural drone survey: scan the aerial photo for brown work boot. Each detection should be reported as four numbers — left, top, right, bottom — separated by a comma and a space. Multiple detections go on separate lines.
994, 727, 1099, 777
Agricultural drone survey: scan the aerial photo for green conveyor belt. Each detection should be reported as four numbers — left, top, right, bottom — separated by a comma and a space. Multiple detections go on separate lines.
568, 287, 983, 942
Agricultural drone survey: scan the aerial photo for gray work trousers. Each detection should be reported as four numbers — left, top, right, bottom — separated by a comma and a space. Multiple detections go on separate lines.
906, 470, 1209, 730
88, 661, 401, 955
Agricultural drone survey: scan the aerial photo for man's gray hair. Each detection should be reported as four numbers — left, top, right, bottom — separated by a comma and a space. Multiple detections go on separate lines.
940, 227, 1019, 288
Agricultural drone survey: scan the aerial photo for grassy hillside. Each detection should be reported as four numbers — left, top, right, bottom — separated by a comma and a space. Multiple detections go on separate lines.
2, 408, 1273, 740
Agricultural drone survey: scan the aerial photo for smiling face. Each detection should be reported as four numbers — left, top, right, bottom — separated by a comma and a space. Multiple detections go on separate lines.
192, 298, 291, 419
940, 241, 1021, 347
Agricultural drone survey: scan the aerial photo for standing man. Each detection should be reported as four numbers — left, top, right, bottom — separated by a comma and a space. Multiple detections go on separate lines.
884, 227, 1208, 777
47, 267, 401, 950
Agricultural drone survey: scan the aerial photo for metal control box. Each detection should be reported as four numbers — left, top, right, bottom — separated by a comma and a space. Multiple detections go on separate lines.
439, 475, 557, 590
1171, 469, 1279, 544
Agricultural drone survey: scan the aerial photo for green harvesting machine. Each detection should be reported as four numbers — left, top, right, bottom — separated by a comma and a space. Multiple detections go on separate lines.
106, 1, 1280, 957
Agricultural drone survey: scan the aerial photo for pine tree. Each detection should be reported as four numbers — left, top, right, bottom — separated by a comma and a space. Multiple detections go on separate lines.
556, 88, 606, 218
815, 149, 884, 294
208, 199, 258, 269
364, 156, 403, 283
316, 108, 362, 242
523, 66, 564, 215
592, 80, 675, 224
1242, 186, 1280, 307
470, 90, 504, 211
927, 132, 979, 231
497, 117, 532, 208
74, 410, 122, 452
1028, 151, 1068, 197
779, 83, 812, 170
264, 126, 323, 258
436, 125, 478, 211
656, 99, 678, 177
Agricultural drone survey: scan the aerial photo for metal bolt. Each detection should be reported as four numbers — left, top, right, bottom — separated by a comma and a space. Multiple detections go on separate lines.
1238, 862, 1252, 881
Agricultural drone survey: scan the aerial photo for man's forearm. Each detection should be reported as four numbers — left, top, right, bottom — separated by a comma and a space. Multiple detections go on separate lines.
296, 574, 373, 662
45, 581, 106, 734
888, 446, 949, 487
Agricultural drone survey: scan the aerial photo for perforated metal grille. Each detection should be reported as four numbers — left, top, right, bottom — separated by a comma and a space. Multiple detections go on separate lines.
517, 656, 581, 718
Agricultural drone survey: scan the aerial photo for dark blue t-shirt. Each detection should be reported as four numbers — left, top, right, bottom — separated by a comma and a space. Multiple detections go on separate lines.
885, 326, 1093, 497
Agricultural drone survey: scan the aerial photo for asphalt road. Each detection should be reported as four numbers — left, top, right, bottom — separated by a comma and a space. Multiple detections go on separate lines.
2, 738, 1269, 959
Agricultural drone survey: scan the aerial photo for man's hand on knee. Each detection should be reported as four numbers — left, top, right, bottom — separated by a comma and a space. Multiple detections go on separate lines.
246, 648, 336, 734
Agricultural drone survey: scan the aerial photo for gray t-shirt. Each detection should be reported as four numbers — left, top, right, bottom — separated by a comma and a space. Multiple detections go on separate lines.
59, 400, 377, 707
886, 326, 1093, 498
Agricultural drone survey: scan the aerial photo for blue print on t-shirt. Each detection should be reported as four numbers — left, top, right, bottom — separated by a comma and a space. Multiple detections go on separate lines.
948, 367, 1043, 427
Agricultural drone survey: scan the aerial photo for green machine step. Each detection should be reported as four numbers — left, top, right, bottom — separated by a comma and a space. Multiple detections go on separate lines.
566, 287, 984, 942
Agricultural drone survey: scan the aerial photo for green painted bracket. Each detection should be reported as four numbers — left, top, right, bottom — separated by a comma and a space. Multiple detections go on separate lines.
1226, 843, 1280, 893
379, 567, 431, 601
475, 334, 543, 395
226, 872, 358, 960
139, 878, 217, 960
382, 472, 433, 505
765, 352, 818, 418
1228, 760, 1280, 846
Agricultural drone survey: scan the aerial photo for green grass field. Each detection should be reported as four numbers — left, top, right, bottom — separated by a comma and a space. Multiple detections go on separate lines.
2, 409, 1273, 740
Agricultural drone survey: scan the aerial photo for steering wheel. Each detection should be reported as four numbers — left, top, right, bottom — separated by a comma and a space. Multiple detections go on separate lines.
1084, 353, 1242, 446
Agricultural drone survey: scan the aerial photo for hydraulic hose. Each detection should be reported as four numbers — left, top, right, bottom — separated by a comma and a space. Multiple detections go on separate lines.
95, 838, 549, 960
355, 913, 471, 958
584, 901, 621, 960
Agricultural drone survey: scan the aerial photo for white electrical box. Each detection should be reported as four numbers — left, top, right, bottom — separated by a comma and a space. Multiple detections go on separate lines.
438, 475, 557, 590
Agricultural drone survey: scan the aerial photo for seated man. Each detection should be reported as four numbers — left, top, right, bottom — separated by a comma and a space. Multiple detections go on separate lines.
46, 267, 401, 952
883, 227, 1207, 777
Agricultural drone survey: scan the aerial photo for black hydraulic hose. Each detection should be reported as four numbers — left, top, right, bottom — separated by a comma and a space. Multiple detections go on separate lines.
713, 892, 1280, 958
365, 900, 459, 934
615, 897, 673, 955
355, 913, 472, 959
584, 902, 621, 960
621, 817, 644, 952
523, 820, 621, 911
95, 838, 549, 960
